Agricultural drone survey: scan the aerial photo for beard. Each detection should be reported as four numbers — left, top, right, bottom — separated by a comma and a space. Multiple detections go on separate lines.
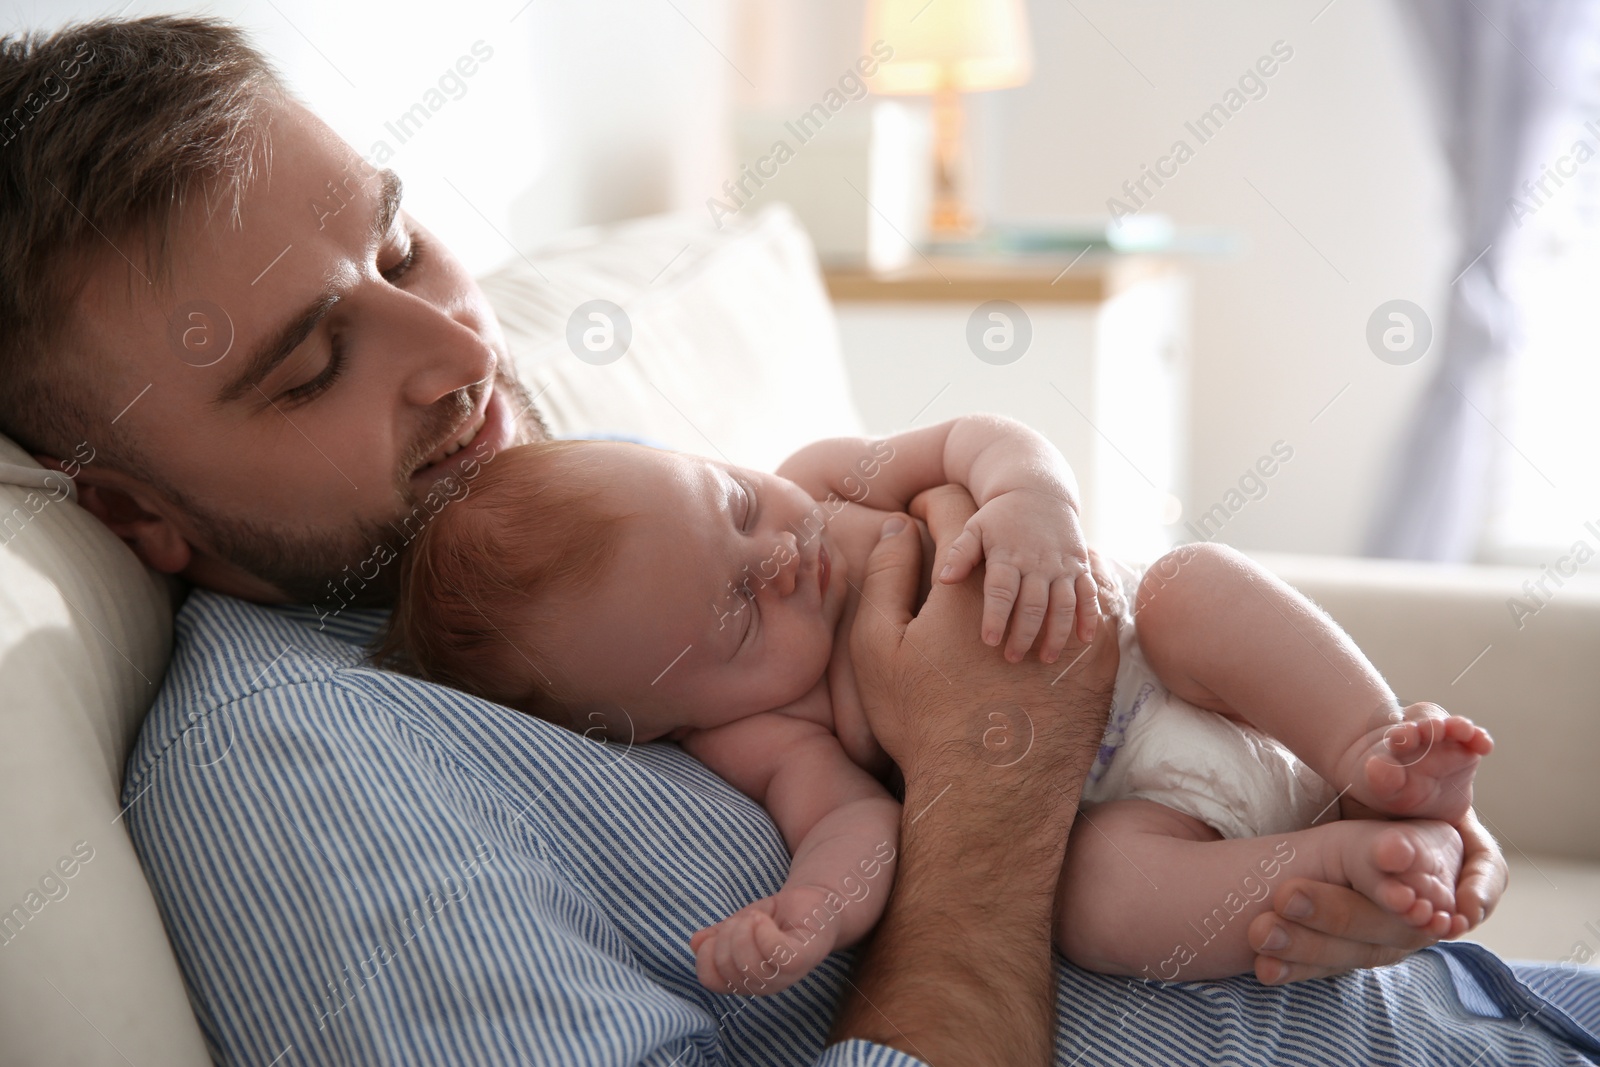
160, 370, 549, 608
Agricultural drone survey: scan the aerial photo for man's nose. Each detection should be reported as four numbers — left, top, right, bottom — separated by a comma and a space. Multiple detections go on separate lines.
390, 297, 495, 407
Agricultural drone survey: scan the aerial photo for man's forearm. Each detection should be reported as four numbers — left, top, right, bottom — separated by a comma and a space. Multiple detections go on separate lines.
834, 489, 1120, 1064
831, 780, 1073, 1063
830, 709, 1102, 1065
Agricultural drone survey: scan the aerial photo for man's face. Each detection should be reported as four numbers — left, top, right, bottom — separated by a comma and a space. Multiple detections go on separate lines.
69, 96, 543, 604
533, 444, 845, 742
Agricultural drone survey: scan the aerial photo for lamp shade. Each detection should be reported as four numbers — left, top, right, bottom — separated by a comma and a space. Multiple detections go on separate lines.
864, 0, 1033, 94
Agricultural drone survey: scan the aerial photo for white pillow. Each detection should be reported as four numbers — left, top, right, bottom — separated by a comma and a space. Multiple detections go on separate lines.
478, 203, 865, 470
0, 436, 211, 1067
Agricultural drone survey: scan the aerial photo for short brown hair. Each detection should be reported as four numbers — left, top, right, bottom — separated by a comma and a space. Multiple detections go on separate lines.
378, 441, 633, 720
0, 16, 280, 458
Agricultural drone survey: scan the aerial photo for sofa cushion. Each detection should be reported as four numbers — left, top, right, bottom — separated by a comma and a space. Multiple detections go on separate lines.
0, 436, 211, 1067
478, 203, 865, 470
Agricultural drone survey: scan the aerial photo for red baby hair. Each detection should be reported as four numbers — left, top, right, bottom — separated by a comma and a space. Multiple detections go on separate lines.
379, 439, 632, 720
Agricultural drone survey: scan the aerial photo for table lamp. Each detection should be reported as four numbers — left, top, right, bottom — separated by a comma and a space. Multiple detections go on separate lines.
863, 0, 1033, 239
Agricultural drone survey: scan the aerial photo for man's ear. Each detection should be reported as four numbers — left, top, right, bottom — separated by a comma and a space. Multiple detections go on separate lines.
36, 455, 194, 575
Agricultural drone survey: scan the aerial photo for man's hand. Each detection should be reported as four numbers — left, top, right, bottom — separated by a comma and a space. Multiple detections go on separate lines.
1247, 805, 1508, 983
848, 484, 1117, 781
936, 487, 1101, 663
1450, 806, 1508, 934
830, 484, 1120, 1066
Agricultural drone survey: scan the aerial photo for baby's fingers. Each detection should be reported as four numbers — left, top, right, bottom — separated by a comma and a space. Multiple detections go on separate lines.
1003, 573, 1052, 663
727, 920, 774, 993
1073, 571, 1101, 646
693, 932, 725, 992
713, 916, 759, 995
1039, 576, 1087, 664
689, 924, 717, 953
939, 527, 983, 584
981, 562, 1022, 647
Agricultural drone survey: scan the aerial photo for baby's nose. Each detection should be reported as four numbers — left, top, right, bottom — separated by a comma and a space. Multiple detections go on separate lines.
766, 532, 800, 596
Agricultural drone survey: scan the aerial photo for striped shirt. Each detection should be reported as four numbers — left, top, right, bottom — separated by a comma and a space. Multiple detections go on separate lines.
124, 590, 1600, 1065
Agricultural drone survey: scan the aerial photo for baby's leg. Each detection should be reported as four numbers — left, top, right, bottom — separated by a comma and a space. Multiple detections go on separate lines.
1057, 798, 1464, 981
1132, 543, 1492, 822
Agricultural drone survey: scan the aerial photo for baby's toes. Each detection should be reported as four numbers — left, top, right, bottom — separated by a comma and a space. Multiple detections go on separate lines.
1374, 876, 1420, 916
1384, 720, 1428, 758
1416, 870, 1459, 917
1371, 826, 1420, 874
1427, 911, 1457, 937
1398, 893, 1437, 927
1363, 751, 1409, 799
1450, 717, 1495, 755
1404, 898, 1453, 933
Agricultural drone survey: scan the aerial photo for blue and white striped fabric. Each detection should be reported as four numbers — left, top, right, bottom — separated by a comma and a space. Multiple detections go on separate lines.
123, 590, 1600, 1066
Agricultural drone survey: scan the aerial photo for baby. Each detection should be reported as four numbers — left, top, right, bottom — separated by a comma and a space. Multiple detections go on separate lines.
381, 416, 1493, 992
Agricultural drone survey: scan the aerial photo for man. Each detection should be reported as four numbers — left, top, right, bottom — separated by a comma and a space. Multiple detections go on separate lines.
2, 16, 1595, 1066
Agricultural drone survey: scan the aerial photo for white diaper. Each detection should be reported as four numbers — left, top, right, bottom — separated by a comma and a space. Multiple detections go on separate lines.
1080, 557, 1340, 840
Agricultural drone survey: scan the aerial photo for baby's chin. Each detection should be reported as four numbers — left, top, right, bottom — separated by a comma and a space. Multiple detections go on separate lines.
760, 648, 834, 710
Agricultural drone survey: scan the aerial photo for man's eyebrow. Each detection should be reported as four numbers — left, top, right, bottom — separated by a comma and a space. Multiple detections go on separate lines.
215, 170, 404, 405
369, 169, 404, 247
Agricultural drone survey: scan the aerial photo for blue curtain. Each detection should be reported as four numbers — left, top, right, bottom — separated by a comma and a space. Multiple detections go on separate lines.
1365, 0, 1595, 561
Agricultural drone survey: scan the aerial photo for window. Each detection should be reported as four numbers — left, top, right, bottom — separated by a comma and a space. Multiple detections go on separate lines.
1482, 55, 1600, 569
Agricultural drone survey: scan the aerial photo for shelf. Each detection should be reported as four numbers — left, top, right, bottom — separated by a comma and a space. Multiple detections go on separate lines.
822, 255, 1177, 304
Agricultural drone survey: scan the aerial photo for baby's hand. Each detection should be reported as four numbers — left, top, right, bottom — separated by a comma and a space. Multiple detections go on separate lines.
690, 890, 840, 997
935, 488, 1099, 662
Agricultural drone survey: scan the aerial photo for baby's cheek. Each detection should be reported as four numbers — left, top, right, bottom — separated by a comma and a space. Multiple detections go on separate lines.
745, 634, 829, 711
785, 626, 835, 688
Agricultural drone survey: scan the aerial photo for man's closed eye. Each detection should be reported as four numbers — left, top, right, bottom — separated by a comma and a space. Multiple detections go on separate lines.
273, 232, 427, 406
383, 231, 425, 285
278, 337, 347, 404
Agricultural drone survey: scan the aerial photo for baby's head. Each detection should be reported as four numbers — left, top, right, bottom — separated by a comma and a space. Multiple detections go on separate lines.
383, 439, 844, 742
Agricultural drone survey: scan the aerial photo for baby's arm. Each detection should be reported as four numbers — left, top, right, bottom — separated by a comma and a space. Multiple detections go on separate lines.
777, 414, 1099, 661
679, 712, 900, 996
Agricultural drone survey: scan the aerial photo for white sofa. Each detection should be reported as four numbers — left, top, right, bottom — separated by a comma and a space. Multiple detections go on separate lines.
1, 205, 1594, 1065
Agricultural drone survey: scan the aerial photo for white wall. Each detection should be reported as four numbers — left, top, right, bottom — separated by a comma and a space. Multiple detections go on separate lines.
756, 0, 1454, 556
7, 0, 734, 275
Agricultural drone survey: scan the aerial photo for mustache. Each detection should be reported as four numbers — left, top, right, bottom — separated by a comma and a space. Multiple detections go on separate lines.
397, 378, 489, 485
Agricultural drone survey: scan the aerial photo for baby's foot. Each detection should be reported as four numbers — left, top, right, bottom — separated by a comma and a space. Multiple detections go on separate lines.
1336, 818, 1464, 933
1337, 703, 1493, 822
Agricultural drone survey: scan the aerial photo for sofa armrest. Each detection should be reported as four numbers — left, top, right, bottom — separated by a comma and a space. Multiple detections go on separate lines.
1250, 551, 1600, 863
